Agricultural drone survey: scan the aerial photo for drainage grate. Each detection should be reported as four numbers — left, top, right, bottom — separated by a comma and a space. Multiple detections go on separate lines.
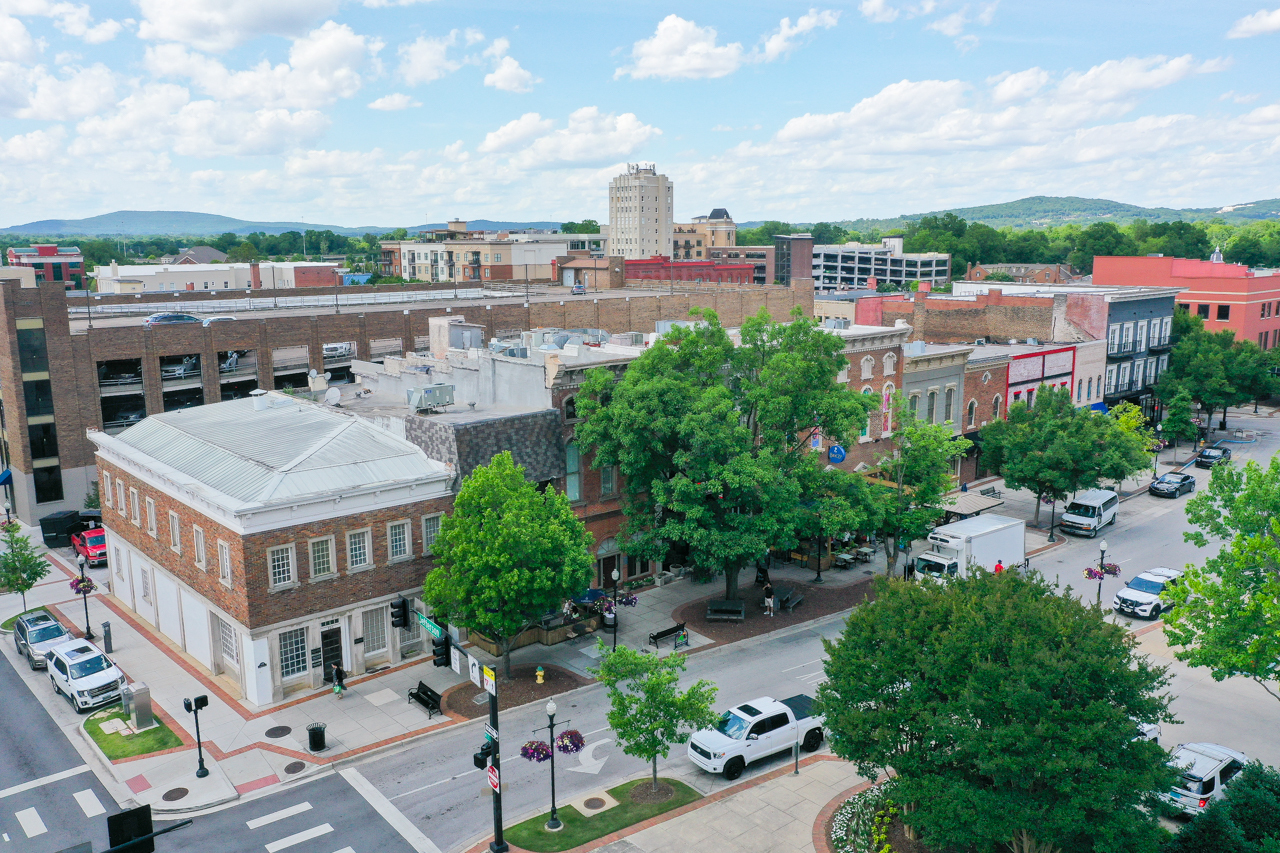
284, 761, 306, 775
265, 726, 292, 738
161, 788, 188, 802
584, 797, 606, 809
471, 692, 489, 705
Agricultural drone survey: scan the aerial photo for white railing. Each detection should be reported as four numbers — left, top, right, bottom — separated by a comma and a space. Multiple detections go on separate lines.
68, 288, 506, 318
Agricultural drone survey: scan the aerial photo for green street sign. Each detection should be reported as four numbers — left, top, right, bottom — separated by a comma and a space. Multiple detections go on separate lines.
416, 611, 444, 640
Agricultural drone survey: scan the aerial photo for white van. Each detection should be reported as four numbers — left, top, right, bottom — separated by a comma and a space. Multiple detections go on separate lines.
1058, 489, 1119, 538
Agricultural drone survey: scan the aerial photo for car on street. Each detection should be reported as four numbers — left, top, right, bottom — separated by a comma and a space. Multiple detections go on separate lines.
202, 315, 236, 326
143, 312, 201, 327
1195, 447, 1232, 469
71, 526, 108, 567
1148, 472, 1196, 498
1112, 566, 1185, 619
687, 694, 824, 780
1161, 742, 1247, 816
44, 639, 127, 712
13, 611, 71, 670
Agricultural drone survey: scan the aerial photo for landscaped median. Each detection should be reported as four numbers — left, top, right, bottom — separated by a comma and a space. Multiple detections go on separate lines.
504, 778, 701, 853
83, 707, 183, 761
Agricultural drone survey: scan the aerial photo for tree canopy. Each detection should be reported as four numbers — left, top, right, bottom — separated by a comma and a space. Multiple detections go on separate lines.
576, 307, 875, 600
560, 220, 600, 234
818, 572, 1176, 853
0, 522, 50, 612
421, 451, 595, 678
1157, 327, 1275, 430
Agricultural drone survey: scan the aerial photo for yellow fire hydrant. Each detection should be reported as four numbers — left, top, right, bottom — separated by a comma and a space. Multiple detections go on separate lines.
536, 666, 545, 684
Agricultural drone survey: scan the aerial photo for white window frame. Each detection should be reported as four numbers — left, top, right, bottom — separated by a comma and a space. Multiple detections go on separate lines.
309, 536, 335, 579
278, 627, 308, 679
967, 399, 977, 427
346, 528, 372, 572
600, 465, 617, 498
565, 444, 582, 502
362, 606, 388, 655
860, 355, 875, 380
145, 497, 157, 537
1135, 319, 1148, 352
422, 514, 442, 555
193, 525, 206, 571
116, 480, 126, 516
883, 353, 897, 375
386, 520, 411, 563
218, 540, 232, 587
129, 488, 140, 526
268, 544, 296, 589
103, 472, 113, 508
168, 511, 181, 554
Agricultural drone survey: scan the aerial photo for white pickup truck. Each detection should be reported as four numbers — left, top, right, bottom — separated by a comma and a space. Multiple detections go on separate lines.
687, 695, 825, 780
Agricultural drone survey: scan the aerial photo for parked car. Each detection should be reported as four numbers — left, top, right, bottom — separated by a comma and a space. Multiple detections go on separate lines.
13, 611, 71, 670
1195, 447, 1232, 469
161, 356, 200, 379
143, 312, 201, 327
323, 342, 353, 358
71, 526, 108, 567
1148, 472, 1196, 498
45, 639, 127, 713
113, 404, 147, 426
1161, 742, 1247, 816
687, 694, 824, 780
1112, 566, 1185, 619
1059, 489, 1119, 538
202, 315, 236, 326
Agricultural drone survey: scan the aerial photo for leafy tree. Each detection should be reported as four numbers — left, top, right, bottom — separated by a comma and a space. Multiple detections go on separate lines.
1161, 388, 1200, 461
1162, 798, 1248, 853
809, 222, 851, 245
1225, 338, 1276, 411
560, 220, 601, 234
1171, 307, 1204, 345
817, 572, 1175, 853
1165, 457, 1280, 704
590, 641, 718, 790
576, 308, 875, 600
873, 399, 971, 575
0, 522, 51, 612
736, 220, 796, 246
83, 482, 100, 510
422, 451, 594, 679
1107, 401, 1159, 478
227, 242, 260, 262
1068, 222, 1137, 273
1156, 332, 1234, 428
983, 271, 1015, 282
210, 232, 241, 253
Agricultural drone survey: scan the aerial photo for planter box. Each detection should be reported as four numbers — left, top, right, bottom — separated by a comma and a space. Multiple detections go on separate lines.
655, 570, 676, 586
469, 615, 602, 656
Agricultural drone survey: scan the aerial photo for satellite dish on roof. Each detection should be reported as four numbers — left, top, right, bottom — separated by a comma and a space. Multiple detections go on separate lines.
323, 388, 341, 406
323, 372, 332, 380
309, 369, 318, 378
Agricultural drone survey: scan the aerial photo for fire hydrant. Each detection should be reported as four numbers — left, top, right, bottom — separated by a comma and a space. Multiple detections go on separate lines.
536, 666, 545, 684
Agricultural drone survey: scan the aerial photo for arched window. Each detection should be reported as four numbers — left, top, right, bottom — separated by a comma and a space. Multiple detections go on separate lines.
909, 394, 920, 418
1076, 379, 1082, 402
860, 386, 875, 437
967, 399, 977, 427
944, 387, 955, 422
563, 396, 578, 420
926, 391, 937, 423
993, 394, 1003, 419
883, 382, 895, 432
1087, 377, 1093, 399
883, 353, 897, 375
860, 355, 875, 380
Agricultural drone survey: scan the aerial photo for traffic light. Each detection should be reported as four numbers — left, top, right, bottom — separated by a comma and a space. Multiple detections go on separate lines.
473, 740, 493, 769
432, 630, 451, 667
390, 596, 410, 629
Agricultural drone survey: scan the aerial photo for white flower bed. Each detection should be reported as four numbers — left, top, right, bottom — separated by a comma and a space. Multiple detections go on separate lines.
828, 783, 896, 853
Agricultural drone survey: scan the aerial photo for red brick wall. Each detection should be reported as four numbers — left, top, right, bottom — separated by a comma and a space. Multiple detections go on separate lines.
293, 266, 339, 287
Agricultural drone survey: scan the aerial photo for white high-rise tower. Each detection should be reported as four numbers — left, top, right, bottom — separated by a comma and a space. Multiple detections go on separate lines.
608, 164, 673, 260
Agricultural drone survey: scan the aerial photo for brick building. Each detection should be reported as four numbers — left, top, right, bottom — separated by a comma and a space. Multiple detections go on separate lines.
965, 263, 1078, 284
824, 323, 911, 471
706, 246, 774, 285
623, 257, 756, 284
89, 393, 454, 705
94, 261, 338, 293
6, 245, 84, 288
958, 350, 1011, 483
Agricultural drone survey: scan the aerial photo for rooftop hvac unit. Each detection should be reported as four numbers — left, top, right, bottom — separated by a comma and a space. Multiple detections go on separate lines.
502, 347, 529, 358
407, 384, 455, 411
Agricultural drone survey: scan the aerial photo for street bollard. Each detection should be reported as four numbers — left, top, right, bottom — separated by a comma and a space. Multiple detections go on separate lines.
102, 621, 113, 653
793, 740, 800, 776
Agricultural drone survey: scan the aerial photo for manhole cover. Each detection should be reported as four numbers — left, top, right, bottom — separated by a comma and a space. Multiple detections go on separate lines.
161, 788, 188, 802
284, 761, 306, 775
265, 726, 292, 738
583, 797, 606, 809
471, 692, 489, 705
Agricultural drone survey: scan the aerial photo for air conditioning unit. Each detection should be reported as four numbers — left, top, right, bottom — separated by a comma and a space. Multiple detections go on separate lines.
407, 384, 455, 411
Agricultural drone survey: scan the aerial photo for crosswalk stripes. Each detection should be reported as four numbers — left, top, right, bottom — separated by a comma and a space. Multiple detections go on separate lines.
246, 802, 313, 829
15, 807, 47, 838
243, 801, 343, 853
74, 789, 105, 818
264, 823, 334, 852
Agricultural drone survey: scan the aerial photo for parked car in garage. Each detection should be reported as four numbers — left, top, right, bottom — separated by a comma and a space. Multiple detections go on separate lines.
143, 312, 201, 327
1148, 472, 1196, 498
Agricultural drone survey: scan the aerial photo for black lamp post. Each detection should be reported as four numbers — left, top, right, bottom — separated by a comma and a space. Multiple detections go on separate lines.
1097, 539, 1109, 607
611, 567, 620, 652
1047, 497, 1057, 543
76, 554, 95, 641
1154, 423, 1163, 474
184, 695, 210, 778
542, 699, 566, 831
3, 500, 10, 523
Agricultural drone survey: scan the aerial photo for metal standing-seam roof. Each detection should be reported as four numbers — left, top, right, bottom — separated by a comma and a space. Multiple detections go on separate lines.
110, 396, 449, 509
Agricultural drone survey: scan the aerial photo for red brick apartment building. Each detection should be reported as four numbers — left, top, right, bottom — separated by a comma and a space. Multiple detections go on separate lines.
6, 245, 85, 288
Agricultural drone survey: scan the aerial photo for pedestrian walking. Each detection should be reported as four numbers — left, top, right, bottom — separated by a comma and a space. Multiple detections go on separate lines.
763, 582, 775, 617
994, 559, 1005, 575
332, 663, 346, 699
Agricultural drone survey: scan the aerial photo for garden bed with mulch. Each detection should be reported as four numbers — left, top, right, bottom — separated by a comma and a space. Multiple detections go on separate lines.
673, 576, 877, 646
440, 663, 592, 720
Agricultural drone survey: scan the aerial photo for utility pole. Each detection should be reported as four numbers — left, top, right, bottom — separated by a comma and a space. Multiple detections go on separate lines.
488, 684, 508, 852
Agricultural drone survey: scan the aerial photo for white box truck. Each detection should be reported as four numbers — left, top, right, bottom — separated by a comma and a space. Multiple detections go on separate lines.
914, 514, 1025, 580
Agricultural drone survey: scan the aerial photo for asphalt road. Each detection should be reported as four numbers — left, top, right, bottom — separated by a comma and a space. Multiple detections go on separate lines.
0, 638, 116, 853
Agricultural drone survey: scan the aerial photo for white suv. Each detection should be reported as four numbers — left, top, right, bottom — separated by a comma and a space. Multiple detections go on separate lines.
1112, 566, 1184, 619
45, 640, 127, 713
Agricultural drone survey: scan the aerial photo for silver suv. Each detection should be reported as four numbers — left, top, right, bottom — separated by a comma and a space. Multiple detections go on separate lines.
1161, 742, 1247, 815
13, 611, 71, 670
45, 640, 127, 713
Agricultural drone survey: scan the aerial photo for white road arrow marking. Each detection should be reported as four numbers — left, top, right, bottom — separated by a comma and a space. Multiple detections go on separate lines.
567, 739, 612, 775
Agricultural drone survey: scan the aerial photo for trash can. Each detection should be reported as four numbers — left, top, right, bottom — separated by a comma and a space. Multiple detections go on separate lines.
307, 722, 327, 752
603, 611, 616, 632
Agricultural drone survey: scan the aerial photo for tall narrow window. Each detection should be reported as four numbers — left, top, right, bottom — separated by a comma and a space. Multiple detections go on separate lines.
310, 537, 333, 578
145, 498, 156, 537
422, 515, 441, 553
388, 521, 410, 561
347, 530, 370, 570
193, 525, 206, 570
218, 541, 232, 585
926, 391, 937, 423
600, 465, 617, 497
103, 472, 113, 508
279, 628, 307, 678
269, 545, 295, 587
967, 399, 977, 427
168, 511, 181, 553
565, 444, 581, 501
944, 388, 954, 422
116, 481, 126, 516
129, 488, 140, 526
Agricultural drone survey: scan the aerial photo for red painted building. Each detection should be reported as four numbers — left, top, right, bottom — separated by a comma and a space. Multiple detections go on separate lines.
624, 256, 756, 284
6, 245, 84, 288
1093, 255, 1280, 350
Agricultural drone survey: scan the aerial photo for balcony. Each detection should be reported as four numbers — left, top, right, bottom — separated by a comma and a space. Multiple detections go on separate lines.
1147, 334, 1172, 352
1107, 340, 1136, 358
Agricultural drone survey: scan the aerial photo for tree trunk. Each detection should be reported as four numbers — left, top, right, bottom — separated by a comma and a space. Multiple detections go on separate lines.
724, 565, 740, 601
502, 638, 513, 681
20, 591, 27, 612
652, 756, 659, 790
1033, 493, 1042, 526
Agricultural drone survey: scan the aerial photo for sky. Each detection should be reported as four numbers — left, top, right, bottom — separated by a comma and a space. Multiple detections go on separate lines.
1, 1, 1279, 228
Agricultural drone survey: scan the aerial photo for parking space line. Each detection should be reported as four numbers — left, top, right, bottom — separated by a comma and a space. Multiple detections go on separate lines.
15, 808, 47, 838
0, 766, 91, 799
247, 802, 312, 829
264, 823, 333, 852
74, 789, 106, 817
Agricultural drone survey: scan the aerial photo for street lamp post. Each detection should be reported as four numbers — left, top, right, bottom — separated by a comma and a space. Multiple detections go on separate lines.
1097, 539, 1109, 606
3, 500, 10, 523
183, 695, 210, 778
1155, 423, 1163, 475
76, 554, 95, 641
1047, 496, 1057, 543
543, 700, 565, 831
611, 567, 620, 652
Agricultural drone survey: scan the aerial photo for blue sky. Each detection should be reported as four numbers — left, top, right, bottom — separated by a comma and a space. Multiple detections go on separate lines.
1, 0, 1279, 228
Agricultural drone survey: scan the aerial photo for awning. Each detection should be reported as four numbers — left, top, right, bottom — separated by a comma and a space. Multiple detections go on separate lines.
0, 469, 12, 486
942, 491, 1004, 517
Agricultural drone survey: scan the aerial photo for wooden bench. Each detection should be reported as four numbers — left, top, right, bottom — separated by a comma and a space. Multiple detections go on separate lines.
781, 590, 804, 613
649, 621, 687, 649
407, 681, 442, 718
706, 599, 746, 623
980, 486, 1002, 499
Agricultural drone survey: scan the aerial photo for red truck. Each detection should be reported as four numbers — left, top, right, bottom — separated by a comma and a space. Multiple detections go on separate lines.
71, 527, 108, 568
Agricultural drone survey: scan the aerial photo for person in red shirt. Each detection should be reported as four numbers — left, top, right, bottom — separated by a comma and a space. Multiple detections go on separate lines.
994, 560, 1005, 574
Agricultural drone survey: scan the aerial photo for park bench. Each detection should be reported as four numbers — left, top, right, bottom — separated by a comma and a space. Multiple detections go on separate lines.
706, 599, 746, 623
649, 621, 688, 650
407, 681, 442, 718
780, 589, 804, 613
980, 486, 1002, 499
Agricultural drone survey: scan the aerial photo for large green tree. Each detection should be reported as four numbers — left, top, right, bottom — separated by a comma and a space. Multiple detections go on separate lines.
1165, 457, 1280, 704
1161, 388, 1200, 461
576, 308, 875, 600
818, 572, 1176, 853
0, 522, 50, 612
422, 451, 594, 679
591, 641, 718, 790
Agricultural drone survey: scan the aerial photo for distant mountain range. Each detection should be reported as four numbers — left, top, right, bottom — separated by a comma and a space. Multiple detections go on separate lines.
0, 210, 563, 237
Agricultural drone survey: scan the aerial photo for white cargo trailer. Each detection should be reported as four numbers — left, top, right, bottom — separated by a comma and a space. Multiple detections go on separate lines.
915, 514, 1025, 580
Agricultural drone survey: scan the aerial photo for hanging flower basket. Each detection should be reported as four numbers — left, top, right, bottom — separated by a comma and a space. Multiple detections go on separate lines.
599, 593, 639, 614
70, 576, 97, 595
521, 740, 552, 762
1083, 562, 1121, 581
555, 729, 585, 754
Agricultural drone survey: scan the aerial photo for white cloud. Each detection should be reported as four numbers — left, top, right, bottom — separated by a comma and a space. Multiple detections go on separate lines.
464, 27, 485, 46
927, 9, 968, 37
1055, 55, 1226, 110
1228, 7, 1280, 38
507, 106, 661, 168
859, 0, 899, 23
616, 15, 744, 80
1220, 90, 1260, 104
758, 9, 840, 62
135, 0, 337, 52
147, 22, 381, 110
0, 14, 40, 62
989, 67, 1049, 102
0, 1, 122, 44
977, 1, 999, 26
368, 92, 420, 110
15, 62, 116, 118
398, 31, 462, 84
0, 127, 63, 163
362, 0, 436, 6
484, 56, 538, 92
478, 112, 555, 153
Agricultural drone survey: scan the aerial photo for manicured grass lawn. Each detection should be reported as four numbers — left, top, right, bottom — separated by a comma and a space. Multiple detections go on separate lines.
504, 777, 701, 852
84, 708, 183, 761
1, 606, 50, 632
